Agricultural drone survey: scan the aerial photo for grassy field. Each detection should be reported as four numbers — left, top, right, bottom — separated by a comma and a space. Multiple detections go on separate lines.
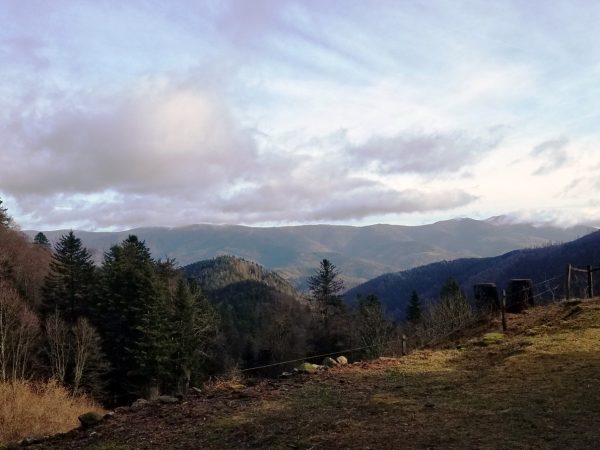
26, 298, 600, 449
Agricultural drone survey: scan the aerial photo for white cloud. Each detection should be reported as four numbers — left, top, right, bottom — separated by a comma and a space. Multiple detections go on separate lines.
2, 1, 600, 229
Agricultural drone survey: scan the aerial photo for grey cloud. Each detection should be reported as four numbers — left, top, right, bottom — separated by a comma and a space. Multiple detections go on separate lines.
349, 130, 502, 174
0, 77, 260, 196
6, 172, 476, 229
211, 175, 476, 223
531, 137, 569, 175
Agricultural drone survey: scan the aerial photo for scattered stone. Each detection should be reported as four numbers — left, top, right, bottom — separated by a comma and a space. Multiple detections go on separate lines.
131, 398, 150, 410
103, 411, 115, 420
156, 395, 179, 404
280, 371, 293, 378
336, 356, 348, 365
323, 357, 339, 368
78, 411, 104, 428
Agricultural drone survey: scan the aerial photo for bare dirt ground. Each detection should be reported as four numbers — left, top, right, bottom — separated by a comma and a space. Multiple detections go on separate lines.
27, 299, 600, 449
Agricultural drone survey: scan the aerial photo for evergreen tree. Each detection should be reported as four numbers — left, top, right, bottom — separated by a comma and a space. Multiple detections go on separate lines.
406, 290, 422, 323
33, 232, 51, 249
169, 279, 217, 393
307, 259, 352, 354
307, 259, 345, 326
42, 231, 96, 323
0, 198, 11, 229
93, 235, 171, 402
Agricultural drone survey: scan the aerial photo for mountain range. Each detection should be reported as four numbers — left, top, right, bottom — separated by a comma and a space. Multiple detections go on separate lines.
25, 218, 593, 289
346, 229, 600, 319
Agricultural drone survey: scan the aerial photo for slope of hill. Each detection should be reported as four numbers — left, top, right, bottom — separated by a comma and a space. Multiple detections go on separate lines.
24, 219, 593, 289
183, 255, 298, 297
183, 256, 310, 371
27, 299, 600, 449
347, 230, 600, 319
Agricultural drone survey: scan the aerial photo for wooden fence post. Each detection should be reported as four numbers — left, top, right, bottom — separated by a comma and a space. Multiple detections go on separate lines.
501, 289, 507, 332
588, 265, 594, 298
565, 264, 572, 301
401, 334, 407, 356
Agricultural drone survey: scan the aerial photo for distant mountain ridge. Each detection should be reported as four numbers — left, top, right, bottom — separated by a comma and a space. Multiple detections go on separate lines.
25, 219, 594, 289
346, 230, 600, 320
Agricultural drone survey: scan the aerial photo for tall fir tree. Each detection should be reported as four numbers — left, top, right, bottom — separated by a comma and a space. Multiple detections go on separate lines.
406, 290, 422, 323
307, 259, 345, 326
33, 232, 51, 249
93, 235, 171, 402
169, 279, 218, 394
42, 231, 96, 323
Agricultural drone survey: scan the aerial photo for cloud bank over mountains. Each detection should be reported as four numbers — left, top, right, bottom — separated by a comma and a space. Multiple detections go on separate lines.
2, 1, 600, 229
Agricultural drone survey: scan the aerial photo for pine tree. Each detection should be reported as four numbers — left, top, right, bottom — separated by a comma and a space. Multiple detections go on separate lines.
33, 232, 51, 249
169, 279, 217, 393
0, 198, 11, 229
406, 290, 422, 323
307, 259, 345, 326
93, 235, 171, 402
42, 231, 96, 323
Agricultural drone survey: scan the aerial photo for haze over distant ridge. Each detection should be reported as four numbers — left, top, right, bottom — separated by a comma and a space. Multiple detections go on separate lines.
25, 218, 593, 289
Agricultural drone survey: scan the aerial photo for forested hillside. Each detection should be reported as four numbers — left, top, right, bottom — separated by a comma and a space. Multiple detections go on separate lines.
184, 255, 298, 297
183, 256, 310, 372
347, 230, 600, 319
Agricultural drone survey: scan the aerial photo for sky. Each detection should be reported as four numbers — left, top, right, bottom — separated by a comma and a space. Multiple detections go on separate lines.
2, 0, 600, 231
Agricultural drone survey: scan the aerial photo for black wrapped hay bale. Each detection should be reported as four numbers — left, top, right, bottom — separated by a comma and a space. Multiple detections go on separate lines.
474, 283, 500, 311
507, 279, 534, 313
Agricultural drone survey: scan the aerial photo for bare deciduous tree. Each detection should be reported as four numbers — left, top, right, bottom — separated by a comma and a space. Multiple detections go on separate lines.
45, 310, 70, 383
72, 317, 104, 395
0, 280, 40, 381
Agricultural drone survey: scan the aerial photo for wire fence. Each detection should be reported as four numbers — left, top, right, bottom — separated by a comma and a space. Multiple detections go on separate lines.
239, 343, 384, 373
240, 266, 594, 375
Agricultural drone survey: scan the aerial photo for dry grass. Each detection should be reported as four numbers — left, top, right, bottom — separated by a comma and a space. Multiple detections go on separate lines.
0, 379, 104, 444
202, 370, 246, 394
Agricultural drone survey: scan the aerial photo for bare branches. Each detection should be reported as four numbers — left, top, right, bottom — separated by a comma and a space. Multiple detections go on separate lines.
0, 281, 40, 382
45, 311, 70, 382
